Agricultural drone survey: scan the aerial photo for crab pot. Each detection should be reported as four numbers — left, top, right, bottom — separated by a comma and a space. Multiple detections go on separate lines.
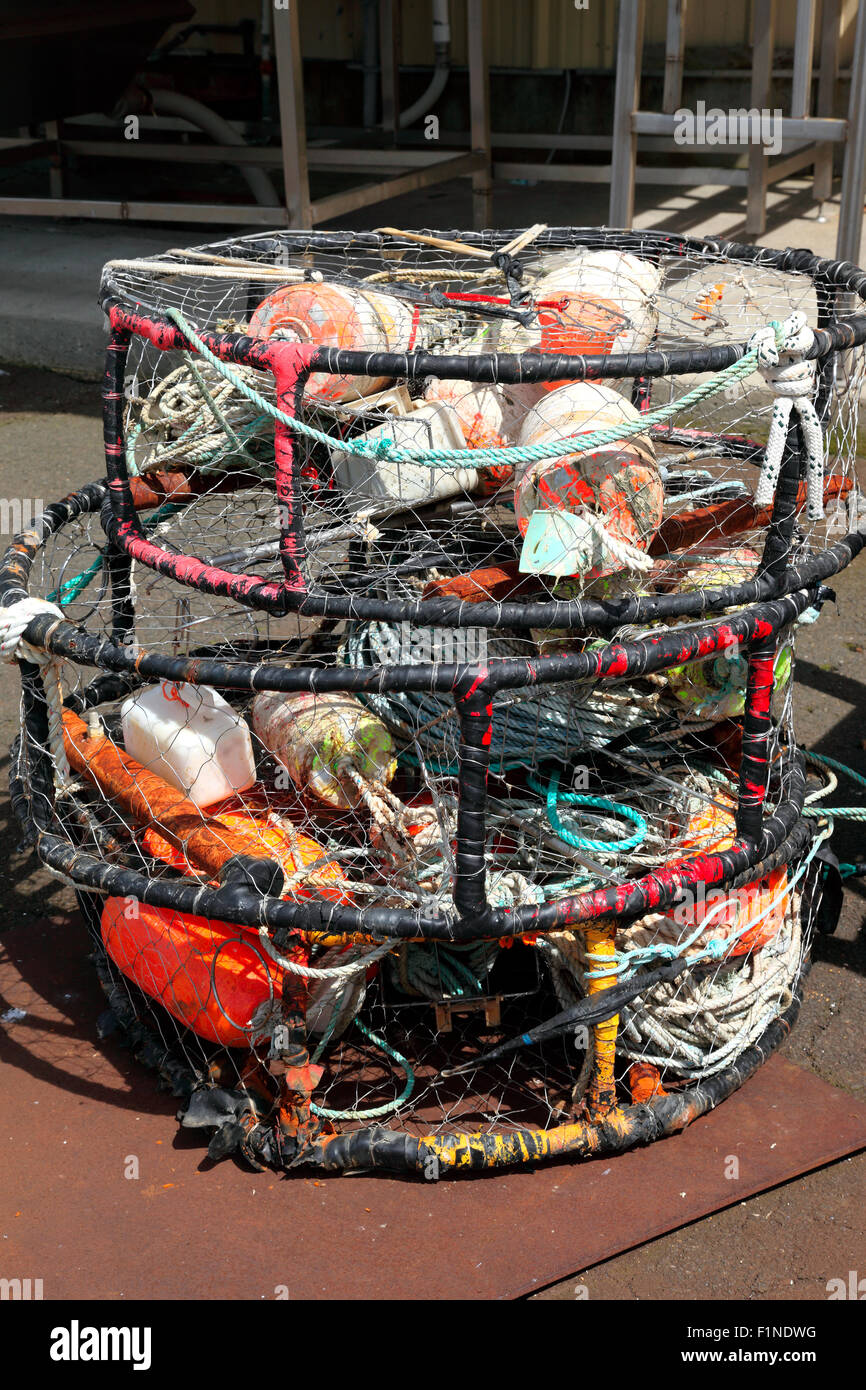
4, 227, 865, 1177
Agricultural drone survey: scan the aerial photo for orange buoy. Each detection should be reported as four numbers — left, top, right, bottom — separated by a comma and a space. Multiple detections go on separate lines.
248, 282, 417, 403
100, 896, 286, 1047
514, 381, 663, 582
511, 250, 661, 393
141, 803, 351, 903
535, 292, 631, 359
676, 793, 789, 957
628, 1062, 668, 1103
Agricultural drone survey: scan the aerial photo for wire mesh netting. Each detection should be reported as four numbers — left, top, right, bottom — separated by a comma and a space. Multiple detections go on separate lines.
4, 225, 865, 1175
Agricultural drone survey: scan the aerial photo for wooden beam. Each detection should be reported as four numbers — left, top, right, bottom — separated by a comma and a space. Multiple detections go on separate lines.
746, 0, 776, 237
609, 0, 645, 227
273, 1, 311, 228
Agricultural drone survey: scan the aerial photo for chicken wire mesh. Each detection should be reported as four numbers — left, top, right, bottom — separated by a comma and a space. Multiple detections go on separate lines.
3, 225, 865, 1176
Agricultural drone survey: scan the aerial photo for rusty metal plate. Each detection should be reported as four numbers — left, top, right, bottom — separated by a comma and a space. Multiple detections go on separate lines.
2, 914, 866, 1301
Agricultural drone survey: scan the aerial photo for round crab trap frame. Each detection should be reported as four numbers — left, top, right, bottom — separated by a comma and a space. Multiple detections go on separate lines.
4, 226, 865, 1177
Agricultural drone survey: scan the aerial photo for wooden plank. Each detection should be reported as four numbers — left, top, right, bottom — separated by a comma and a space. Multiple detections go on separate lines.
662, 0, 687, 114
790, 0, 816, 118
747, 0, 776, 237
309, 153, 484, 224
836, 0, 866, 266
609, 0, 645, 227
633, 112, 844, 142
273, 1, 311, 229
467, 0, 493, 230
814, 0, 841, 202
379, 0, 400, 144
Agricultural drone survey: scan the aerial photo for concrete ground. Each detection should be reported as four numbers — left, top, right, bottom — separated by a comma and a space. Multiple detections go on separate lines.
0, 172, 865, 1300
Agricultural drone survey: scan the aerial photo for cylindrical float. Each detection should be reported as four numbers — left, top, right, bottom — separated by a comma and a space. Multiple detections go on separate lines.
514, 381, 664, 581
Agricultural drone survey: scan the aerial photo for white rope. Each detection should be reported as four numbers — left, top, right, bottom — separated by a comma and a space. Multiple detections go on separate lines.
618, 905, 802, 1078
105, 258, 305, 282
131, 357, 274, 474
579, 509, 656, 573
0, 598, 75, 794
748, 311, 825, 522
255, 927, 396, 980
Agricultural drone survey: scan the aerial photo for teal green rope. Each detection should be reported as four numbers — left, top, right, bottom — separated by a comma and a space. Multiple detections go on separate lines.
527, 766, 647, 854
310, 1019, 414, 1121
46, 500, 190, 607
164, 305, 780, 472
805, 749, 866, 791
802, 749, 866, 820
402, 941, 488, 998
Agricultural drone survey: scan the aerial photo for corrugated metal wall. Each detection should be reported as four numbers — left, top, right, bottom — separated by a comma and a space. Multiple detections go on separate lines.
176, 0, 861, 72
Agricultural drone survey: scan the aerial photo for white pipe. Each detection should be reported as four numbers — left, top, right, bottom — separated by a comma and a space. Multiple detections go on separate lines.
398, 0, 451, 129
149, 89, 280, 207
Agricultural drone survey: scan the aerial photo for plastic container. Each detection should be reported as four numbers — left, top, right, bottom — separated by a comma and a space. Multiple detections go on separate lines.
331, 397, 478, 508
248, 282, 419, 403
514, 381, 663, 581
121, 681, 256, 809
251, 690, 397, 811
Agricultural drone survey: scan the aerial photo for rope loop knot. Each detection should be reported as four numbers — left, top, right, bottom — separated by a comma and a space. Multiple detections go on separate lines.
747, 313, 825, 522
748, 312, 816, 397
0, 598, 76, 795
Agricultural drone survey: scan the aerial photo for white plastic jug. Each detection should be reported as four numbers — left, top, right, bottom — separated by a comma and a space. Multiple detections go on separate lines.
121, 681, 256, 809
331, 398, 478, 508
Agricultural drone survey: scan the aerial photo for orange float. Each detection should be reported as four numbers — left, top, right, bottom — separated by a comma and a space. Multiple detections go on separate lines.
248, 282, 417, 403
140, 801, 351, 903
105, 803, 351, 1046
514, 382, 663, 582
100, 896, 286, 1047
535, 293, 629, 360
675, 792, 789, 957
